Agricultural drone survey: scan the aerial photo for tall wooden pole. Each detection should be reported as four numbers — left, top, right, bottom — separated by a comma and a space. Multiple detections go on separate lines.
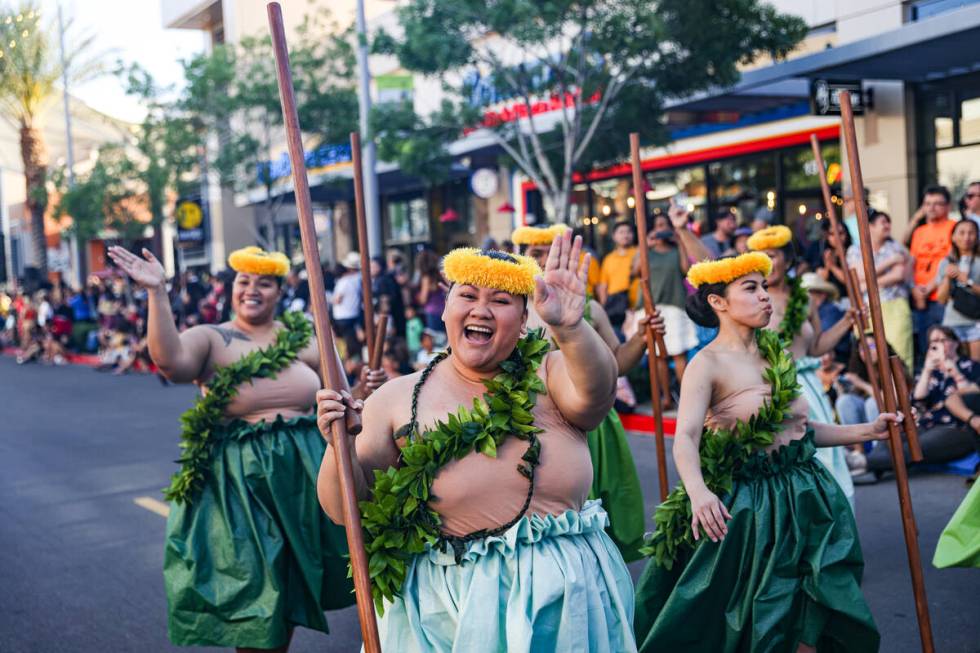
267, 5, 382, 650
351, 131, 377, 364
629, 133, 670, 502
839, 90, 934, 653
847, 267, 885, 407
809, 135, 884, 404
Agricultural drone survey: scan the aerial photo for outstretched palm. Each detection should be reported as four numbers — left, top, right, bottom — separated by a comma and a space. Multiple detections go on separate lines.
533, 230, 589, 328
107, 246, 166, 290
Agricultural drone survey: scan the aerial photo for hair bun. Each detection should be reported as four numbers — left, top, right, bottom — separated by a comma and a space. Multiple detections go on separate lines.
686, 291, 720, 328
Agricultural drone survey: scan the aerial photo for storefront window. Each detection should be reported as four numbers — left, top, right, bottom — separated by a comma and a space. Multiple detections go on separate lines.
960, 93, 980, 145
709, 152, 777, 226
387, 195, 429, 244
644, 166, 707, 226
916, 73, 980, 209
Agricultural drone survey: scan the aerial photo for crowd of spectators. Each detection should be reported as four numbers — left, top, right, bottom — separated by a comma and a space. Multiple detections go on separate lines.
3, 181, 978, 483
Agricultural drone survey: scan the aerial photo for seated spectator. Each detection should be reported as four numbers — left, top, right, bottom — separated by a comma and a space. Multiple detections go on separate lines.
865, 325, 980, 479
802, 272, 850, 363
935, 218, 980, 361
414, 328, 441, 370
847, 211, 913, 371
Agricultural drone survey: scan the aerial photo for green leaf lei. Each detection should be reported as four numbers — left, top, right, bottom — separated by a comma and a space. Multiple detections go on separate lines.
163, 311, 312, 504
639, 328, 801, 568
776, 275, 808, 346
358, 329, 550, 614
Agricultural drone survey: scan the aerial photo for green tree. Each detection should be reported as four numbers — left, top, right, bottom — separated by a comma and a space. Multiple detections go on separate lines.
0, 1, 102, 274
373, 0, 808, 222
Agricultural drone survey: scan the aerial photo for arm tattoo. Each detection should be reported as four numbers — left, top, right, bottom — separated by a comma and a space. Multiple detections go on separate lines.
208, 325, 251, 346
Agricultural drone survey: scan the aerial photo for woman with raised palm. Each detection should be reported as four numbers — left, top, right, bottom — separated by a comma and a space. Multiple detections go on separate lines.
747, 226, 859, 507
316, 232, 637, 651
633, 252, 901, 652
107, 245, 380, 653
511, 222, 665, 562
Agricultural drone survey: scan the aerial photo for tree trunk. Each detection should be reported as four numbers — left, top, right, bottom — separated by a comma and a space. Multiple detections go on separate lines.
20, 121, 49, 275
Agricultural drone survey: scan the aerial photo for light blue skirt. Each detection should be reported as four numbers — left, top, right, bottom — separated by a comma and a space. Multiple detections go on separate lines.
375, 500, 637, 653
797, 358, 855, 508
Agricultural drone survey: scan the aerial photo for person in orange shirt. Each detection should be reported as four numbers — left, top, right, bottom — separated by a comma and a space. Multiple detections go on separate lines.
597, 221, 640, 327
909, 186, 956, 363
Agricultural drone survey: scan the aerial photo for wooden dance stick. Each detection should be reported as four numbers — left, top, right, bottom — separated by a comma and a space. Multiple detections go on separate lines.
629, 132, 670, 503
839, 90, 934, 653
846, 267, 884, 407
890, 354, 922, 461
267, 5, 382, 651
370, 314, 389, 371
351, 131, 377, 364
809, 135, 885, 408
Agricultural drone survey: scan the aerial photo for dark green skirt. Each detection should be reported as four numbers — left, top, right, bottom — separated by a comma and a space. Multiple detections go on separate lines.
164, 415, 355, 648
586, 410, 646, 562
634, 432, 879, 652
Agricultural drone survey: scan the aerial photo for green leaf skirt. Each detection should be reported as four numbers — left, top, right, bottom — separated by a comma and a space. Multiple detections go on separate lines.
586, 410, 646, 562
634, 431, 880, 652
163, 415, 355, 648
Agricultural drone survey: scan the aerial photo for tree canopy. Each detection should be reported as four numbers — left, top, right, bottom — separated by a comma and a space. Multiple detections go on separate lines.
373, 0, 808, 222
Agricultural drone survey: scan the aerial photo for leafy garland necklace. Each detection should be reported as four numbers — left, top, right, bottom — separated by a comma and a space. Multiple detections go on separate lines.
640, 328, 801, 568
776, 275, 808, 346
163, 311, 312, 504
359, 329, 550, 614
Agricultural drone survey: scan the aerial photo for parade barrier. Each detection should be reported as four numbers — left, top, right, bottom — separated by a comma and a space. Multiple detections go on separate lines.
629, 133, 671, 502
267, 3, 382, 650
839, 90, 934, 653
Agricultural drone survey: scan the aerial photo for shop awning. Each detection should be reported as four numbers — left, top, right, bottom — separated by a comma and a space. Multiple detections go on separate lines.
668, 3, 980, 114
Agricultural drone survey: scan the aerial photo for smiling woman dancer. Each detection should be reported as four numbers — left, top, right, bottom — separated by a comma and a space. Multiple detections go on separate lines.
316, 231, 637, 652
747, 225, 858, 507
633, 252, 901, 653
511, 222, 663, 561
108, 245, 371, 653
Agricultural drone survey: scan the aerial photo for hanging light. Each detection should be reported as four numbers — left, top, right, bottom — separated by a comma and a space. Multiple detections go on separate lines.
798, 204, 807, 215
626, 196, 635, 209
601, 204, 611, 216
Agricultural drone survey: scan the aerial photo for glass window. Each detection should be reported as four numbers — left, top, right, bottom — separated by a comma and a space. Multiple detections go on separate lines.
709, 152, 777, 226
782, 143, 842, 191
919, 91, 955, 150
643, 166, 707, 227
387, 196, 429, 244
960, 94, 980, 145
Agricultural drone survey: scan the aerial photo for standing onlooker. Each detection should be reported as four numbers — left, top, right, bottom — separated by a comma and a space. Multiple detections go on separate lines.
415, 249, 446, 334
596, 221, 639, 327
807, 219, 852, 301
962, 181, 980, 228
699, 209, 737, 259
847, 211, 914, 371
280, 268, 310, 314
935, 218, 980, 361
801, 272, 850, 363
631, 208, 704, 407
371, 255, 406, 337
732, 225, 753, 254
909, 186, 956, 362
331, 252, 364, 359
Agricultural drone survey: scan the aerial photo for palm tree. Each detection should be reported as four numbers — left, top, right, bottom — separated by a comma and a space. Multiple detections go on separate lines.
0, 1, 98, 276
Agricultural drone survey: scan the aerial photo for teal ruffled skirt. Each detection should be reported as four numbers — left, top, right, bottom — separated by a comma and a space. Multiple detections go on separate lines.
798, 358, 855, 507
634, 432, 879, 652
164, 415, 355, 648
586, 410, 646, 562
377, 500, 637, 653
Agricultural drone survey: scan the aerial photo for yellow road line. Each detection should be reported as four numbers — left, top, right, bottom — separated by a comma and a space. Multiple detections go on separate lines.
134, 496, 171, 518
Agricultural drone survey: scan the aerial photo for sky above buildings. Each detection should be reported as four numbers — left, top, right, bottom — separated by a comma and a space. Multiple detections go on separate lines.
38, 0, 205, 124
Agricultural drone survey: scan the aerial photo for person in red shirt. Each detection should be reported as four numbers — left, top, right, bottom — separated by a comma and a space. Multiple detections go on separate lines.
909, 186, 956, 365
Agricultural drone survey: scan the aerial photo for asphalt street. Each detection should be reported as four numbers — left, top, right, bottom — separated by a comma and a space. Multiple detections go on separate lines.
1, 355, 978, 652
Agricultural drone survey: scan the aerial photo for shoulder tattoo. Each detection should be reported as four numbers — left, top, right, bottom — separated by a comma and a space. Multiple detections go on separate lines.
207, 325, 251, 346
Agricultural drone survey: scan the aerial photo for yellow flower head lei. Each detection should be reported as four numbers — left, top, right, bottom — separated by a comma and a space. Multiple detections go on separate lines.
686, 252, 773, 288
442, 248, 541, 296
228, 246, 290, 277
746, 225, 793, 252
511, 224, 570, 247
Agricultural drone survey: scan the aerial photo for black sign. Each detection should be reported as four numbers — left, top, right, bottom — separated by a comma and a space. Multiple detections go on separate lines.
174, 197, 206, 248
810, 79, 869, 116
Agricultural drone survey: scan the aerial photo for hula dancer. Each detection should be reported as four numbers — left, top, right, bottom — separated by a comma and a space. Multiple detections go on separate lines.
317, 232, 637, 651
633, 252, 901, 652
108, 245, 376, 652
747, 226, 859, 506
512, 223, 663, 561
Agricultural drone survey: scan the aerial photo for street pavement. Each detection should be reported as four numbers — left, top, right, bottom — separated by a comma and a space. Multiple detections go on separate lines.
1, 355, 978, 652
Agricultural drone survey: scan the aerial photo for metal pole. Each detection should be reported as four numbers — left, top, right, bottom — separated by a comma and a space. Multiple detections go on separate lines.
58, 4, 84, 288
355, 0, 382, 256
